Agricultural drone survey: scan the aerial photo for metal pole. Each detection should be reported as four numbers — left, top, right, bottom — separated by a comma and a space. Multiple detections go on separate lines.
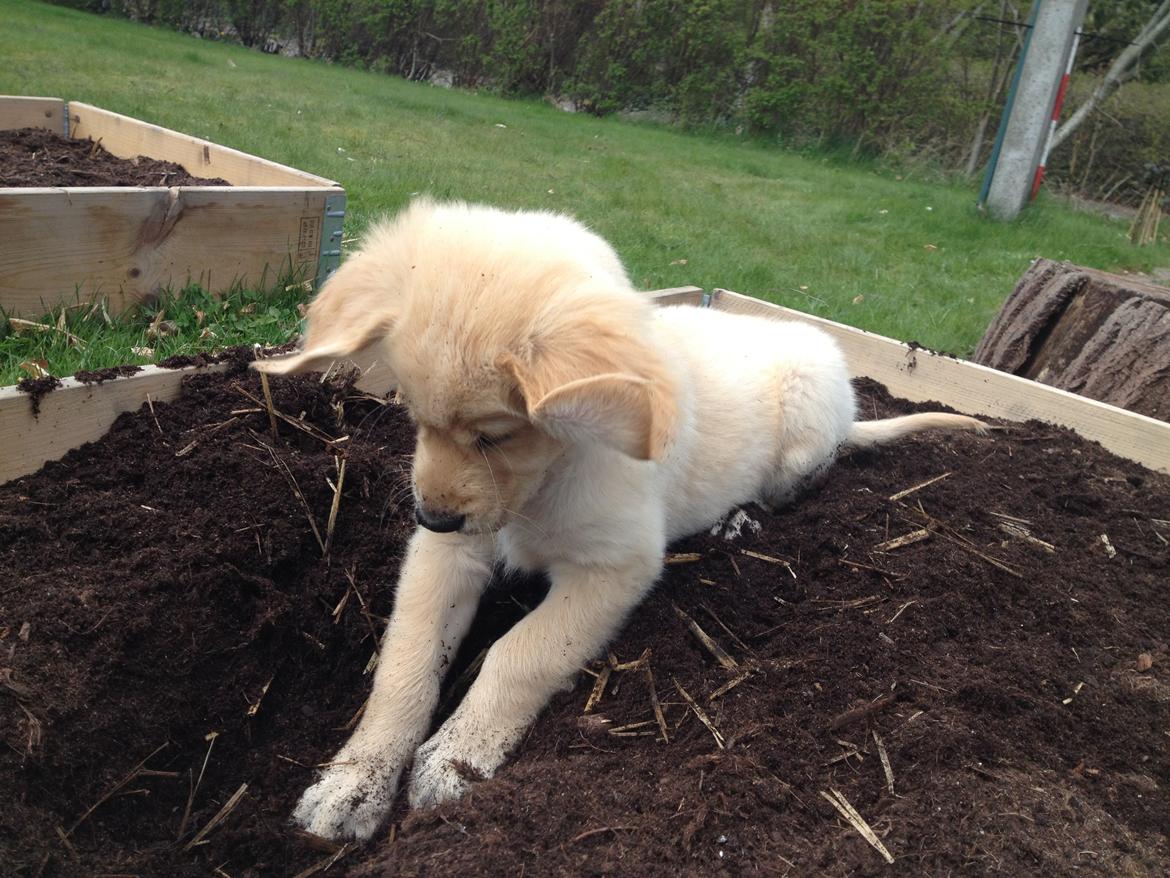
982, 0, 1089, 220
978, 3, 1039, 207
1030, 26, 1082, 200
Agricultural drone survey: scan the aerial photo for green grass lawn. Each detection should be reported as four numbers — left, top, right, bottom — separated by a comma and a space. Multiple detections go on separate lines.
2, 0, 1167, 384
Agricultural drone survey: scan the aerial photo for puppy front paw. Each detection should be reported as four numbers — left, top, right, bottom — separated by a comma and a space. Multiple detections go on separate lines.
407, 720, 502, 809
292, 754, 402, 841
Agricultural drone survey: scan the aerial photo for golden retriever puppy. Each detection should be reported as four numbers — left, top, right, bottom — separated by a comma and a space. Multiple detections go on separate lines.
254, 199, 985, 840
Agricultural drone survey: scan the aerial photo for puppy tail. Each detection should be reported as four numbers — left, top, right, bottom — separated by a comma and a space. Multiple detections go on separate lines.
845, 412, 988, 449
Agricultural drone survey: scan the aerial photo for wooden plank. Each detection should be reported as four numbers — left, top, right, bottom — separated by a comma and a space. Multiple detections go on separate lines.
0, 96, 66, 133
0, 364, 226, 485
68, 102, 338, 189
0, 186, 333, 315
647, 286, 704, 306
5, 287, 1167, 486
710, 288, 1170, 474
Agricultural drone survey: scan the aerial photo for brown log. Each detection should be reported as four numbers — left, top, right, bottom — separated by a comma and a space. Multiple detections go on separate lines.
975, 259, 1170, 422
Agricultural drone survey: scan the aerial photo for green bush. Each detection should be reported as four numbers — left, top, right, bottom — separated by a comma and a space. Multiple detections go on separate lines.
50, 0, 1168, 202
567, 0, 676, 114
742, 1, 957, 147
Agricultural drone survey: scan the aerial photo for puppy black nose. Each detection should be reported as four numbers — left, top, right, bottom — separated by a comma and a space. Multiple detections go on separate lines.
414, 505, 466, 533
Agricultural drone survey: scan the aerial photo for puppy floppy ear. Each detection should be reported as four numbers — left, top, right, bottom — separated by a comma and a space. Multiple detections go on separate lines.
252, 263, 397, 376
498, 339, 676, 462
533, 372, 666, 461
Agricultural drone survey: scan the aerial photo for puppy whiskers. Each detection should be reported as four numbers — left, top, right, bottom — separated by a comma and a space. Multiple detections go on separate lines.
380, 470, 417, 523
500, 506, 547, 539
479, 447, 503, 508
482, 446, 546, 537
490, 444, 519, 475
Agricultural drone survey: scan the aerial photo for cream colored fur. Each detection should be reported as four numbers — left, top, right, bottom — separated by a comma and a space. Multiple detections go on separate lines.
254, 199, 986, 840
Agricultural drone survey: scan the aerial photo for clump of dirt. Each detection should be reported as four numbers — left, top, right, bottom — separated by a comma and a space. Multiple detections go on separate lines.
156, 352, 222, 369
15, 375, 62, 417
74, 365, 143, 384
157, 342, 298, 370
1, 368, 1167, 877
0, 127, 231, 188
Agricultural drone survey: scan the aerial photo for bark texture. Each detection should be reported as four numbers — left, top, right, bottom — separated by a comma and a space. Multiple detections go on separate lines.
975, 258, 1170, 421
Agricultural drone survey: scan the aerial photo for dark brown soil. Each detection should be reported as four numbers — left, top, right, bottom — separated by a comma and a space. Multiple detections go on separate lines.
14, 376, 62, 417
0, 128, 230, 188
74, 365, 143, 385
157, 352, 224, 370
1, 364, 1167, 877
154, 342, 299, 371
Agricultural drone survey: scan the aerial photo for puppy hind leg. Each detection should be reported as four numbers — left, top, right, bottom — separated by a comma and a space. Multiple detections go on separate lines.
760, 362, 854, 510
759, 443, 836, 510
407, 554, 662, 807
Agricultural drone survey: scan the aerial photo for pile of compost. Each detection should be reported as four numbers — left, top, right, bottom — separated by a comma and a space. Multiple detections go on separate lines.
1, 360, 1166, 876
0, 127, 230, 187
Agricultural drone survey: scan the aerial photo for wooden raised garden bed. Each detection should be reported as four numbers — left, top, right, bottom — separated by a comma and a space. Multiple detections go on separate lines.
2, 287, 1166, 485
0, 95, 344, 317
2, 288, 1168, 875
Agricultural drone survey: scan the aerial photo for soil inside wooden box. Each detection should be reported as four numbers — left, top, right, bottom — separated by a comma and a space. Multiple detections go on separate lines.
1, 361, 1168, 877
0, 128, 230, 187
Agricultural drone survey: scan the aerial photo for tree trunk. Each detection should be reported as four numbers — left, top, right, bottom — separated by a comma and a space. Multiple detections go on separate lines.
974, 259, 1170, 422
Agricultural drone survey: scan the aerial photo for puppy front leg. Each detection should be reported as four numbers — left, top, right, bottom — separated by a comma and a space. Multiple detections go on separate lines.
294, 528, 492, 840
408, 554, 660, 807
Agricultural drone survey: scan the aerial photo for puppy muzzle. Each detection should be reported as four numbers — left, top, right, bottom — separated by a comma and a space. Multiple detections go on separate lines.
414, 505, 466, 534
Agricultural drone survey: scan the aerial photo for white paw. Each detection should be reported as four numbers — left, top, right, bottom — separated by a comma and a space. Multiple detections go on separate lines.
709, 507, 762, 540
292, 754, 402, 841
407, 717, 505, 809
407, 730, 478, 808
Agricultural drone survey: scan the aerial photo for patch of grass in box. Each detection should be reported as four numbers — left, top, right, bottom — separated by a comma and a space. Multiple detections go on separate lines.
1, 281, 306, 385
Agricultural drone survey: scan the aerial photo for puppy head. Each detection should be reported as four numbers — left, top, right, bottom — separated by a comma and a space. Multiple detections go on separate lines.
495, 292, 677, 462
254, 200, 677, 535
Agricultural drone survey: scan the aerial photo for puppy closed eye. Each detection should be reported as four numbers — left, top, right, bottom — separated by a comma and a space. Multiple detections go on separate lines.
474, 432, 514, 451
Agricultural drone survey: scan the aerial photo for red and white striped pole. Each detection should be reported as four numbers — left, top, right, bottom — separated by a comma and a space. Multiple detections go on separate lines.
1030, 27, 1082, 200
